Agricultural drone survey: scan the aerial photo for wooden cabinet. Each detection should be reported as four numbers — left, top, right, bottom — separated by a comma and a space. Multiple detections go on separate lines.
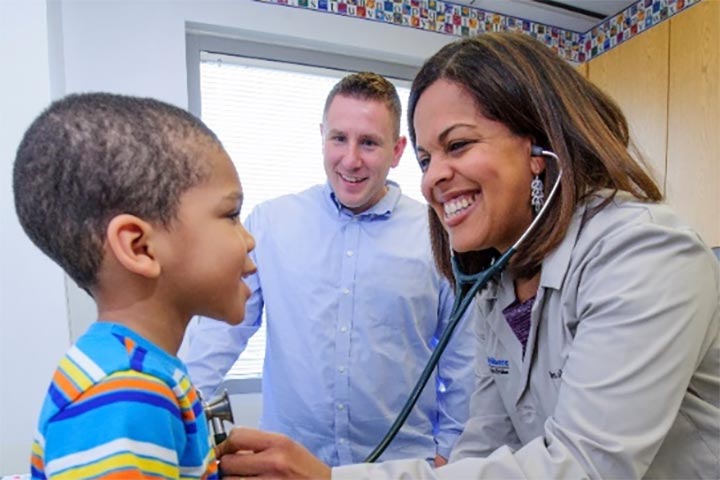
666, 0, 720, 246
586, 1, 719, 246
588, 22, 669, 190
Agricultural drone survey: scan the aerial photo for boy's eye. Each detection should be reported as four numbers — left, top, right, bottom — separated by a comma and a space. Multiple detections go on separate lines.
226, 210, 241, 222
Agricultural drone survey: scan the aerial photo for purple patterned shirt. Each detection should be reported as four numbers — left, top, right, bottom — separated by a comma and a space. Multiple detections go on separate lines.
502, 296, 536, 357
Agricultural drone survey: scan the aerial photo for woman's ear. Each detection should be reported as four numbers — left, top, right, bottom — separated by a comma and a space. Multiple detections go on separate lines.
530, 152, 547, 176
105, 214, 161, 279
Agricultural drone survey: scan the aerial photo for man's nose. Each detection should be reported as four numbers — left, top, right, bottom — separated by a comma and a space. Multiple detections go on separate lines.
341, 142, 362, 169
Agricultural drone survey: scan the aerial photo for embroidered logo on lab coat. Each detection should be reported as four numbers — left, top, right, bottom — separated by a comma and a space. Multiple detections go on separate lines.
487, 356, 509, 375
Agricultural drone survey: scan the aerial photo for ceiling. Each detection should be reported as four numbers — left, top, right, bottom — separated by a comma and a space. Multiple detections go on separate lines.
451, 0, 639, 32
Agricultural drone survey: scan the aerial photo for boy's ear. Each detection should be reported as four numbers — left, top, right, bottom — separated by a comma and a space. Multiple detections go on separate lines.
105, 214, 161, 279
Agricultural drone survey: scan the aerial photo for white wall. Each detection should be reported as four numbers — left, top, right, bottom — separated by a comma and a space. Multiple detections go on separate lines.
1, 0, 452, 475
0, 1, 72, 474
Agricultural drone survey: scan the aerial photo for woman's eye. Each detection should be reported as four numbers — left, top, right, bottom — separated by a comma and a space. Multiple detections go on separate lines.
418, 157, 430, 173
448, 141, 470, 152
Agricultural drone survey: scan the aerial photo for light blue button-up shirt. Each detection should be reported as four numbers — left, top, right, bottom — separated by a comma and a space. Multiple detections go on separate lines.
183, 182, 475, 466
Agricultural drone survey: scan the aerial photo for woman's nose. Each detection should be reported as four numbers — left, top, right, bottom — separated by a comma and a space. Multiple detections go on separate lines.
421, 155, 452, 193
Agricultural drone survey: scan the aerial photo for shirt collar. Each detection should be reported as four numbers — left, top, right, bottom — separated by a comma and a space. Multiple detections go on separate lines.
539, 190, 622, 290
475, 191, 615, 306
324, 180, 402, 219
475, 198, 586, 311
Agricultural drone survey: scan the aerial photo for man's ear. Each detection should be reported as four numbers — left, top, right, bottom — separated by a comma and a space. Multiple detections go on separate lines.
105, 214, 161, 279
391, 135, 408, 169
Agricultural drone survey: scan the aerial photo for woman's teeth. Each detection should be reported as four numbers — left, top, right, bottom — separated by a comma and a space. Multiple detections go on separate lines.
444, 193, 476, 218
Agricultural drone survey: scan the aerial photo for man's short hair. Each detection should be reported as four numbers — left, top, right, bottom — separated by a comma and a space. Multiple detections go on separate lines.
13, 92, 224, 289
323, 72, 402, 138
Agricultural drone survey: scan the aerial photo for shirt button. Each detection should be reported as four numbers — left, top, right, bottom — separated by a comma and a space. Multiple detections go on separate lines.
340, 326, 348, 333
346, 250, 354, 257
337, 403, 345, 410
339, 438, 347, 444
338, 366, 346, 373
342, 287, 350, 295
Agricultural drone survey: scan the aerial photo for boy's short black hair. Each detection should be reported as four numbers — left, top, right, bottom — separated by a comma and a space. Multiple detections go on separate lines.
13, 92, 224, 290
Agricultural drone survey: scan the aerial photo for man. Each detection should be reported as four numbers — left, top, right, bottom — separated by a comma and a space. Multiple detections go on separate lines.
182, 72, 474, 466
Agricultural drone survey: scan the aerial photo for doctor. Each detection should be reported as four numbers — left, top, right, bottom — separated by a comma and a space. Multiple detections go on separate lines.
215, 32, 720, 479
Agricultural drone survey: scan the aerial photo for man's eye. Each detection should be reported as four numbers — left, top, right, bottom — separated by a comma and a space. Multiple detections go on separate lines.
418, 157, 430, 173
226, 210, 241, 222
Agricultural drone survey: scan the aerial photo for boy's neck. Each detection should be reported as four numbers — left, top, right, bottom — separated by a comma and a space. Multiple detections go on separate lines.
92, 263, 191, 356
96, 299, 189, 356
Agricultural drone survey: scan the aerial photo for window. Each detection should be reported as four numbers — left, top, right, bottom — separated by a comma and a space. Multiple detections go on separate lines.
188, 34, 421, 392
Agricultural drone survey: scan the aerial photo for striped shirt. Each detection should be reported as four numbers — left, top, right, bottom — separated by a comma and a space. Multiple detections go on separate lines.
31, 322, 218, 479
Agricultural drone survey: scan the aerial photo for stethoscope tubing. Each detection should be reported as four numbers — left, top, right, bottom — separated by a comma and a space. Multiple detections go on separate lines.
364, 148, 561, 463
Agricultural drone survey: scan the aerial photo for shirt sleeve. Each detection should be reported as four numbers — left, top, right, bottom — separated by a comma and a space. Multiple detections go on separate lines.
181, 214, 265, 399
433, 277, 478, 459
41, 373, 188, 478
336, 217, 719, 479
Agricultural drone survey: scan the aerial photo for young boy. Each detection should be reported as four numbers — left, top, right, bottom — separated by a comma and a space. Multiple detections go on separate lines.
13, 92, 256, 479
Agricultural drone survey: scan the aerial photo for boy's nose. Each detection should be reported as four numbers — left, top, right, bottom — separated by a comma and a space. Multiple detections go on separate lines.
243, 228, 256, 254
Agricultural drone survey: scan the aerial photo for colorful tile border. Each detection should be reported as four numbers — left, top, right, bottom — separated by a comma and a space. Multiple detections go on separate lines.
253, 0, 703, 62
580, 0, 700, 61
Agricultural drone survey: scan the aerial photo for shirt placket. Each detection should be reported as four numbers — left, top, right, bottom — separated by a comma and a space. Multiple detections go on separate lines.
334, 215, 361, 464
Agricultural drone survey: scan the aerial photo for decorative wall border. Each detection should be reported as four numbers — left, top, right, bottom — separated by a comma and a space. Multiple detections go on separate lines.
580, 0, 700, 61
253, 0, 702, 62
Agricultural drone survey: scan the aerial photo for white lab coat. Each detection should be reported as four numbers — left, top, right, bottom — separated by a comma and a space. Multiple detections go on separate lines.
334, 191, 720, 479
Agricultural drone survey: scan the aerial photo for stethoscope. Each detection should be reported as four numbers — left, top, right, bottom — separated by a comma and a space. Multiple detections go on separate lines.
364, 145, 563, 462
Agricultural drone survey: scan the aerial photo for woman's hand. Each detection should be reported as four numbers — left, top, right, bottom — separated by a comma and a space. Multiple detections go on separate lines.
216, 427, 332, 479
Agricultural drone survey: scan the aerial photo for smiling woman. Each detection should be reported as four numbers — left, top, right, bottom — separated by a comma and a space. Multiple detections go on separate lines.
414, 79, 545, 255
213, 32, 720, 480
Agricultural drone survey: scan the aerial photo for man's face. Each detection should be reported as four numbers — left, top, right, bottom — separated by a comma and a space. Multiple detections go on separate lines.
322, 95, 406, 213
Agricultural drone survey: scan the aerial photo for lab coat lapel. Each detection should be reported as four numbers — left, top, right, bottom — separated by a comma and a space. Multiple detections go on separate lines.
483, 273, 526, 385
512, 201, 586, 404
514, 290, 544, 405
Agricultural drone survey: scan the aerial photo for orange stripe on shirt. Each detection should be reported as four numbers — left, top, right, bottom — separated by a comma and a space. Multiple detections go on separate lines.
99, 468, 159, 479
52, 369, 81, 399
77, 375, 178, 406
30, 452, 44, 470
123, 337, 136, 355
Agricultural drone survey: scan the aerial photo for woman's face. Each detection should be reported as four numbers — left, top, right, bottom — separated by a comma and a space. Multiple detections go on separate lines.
414, 79, 545, 253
